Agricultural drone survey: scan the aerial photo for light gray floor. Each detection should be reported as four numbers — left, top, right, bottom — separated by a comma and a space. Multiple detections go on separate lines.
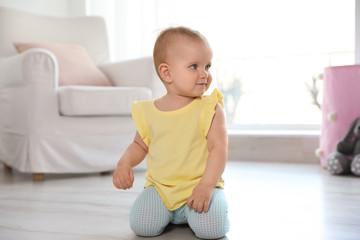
1, 161, 360, 240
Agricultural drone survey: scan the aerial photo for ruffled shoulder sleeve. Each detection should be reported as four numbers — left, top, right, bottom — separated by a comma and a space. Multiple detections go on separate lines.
200, 88, 224, 137
131, 101, 151, 146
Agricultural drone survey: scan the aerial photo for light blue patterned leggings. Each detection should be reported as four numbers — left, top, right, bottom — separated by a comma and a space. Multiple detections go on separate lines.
129, 186, 229, 239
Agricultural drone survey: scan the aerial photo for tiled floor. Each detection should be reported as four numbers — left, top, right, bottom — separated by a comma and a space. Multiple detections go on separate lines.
1, 161, 360, 240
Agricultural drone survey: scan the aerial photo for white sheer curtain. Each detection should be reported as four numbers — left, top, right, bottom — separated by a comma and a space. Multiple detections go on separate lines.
86, 0, 354, 127
86, 0, 353, 61
86, 0, 157, 61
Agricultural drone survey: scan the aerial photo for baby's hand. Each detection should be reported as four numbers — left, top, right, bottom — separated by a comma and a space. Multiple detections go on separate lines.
186, 184, 214, 213
112, 163, 134, 190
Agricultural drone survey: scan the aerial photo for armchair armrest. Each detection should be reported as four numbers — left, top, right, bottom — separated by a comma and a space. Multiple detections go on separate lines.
0, 48, 59, 88
0, 49, 60, 133
99, 57, 165, 98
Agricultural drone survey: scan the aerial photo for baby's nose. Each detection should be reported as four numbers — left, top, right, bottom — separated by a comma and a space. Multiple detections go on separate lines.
200, 68, 209, 78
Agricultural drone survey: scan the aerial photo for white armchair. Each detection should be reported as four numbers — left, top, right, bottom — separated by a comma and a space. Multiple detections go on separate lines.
0, 7, 164, 180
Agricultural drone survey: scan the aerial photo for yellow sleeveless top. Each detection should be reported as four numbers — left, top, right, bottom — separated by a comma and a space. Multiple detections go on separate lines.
131, 89, 225, 211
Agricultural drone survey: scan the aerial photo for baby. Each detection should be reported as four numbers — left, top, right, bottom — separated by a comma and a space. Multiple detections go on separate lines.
113, 26, 229, 239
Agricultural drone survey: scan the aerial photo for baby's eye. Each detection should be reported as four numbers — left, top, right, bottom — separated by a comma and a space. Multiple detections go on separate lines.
205, 65, 211, 71
190, 64, 198, 70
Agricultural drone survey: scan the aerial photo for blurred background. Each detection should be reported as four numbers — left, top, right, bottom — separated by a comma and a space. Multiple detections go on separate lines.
0, 0, 357, 133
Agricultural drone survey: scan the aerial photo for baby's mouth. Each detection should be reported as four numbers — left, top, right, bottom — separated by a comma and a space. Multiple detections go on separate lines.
196, 81, 207, 86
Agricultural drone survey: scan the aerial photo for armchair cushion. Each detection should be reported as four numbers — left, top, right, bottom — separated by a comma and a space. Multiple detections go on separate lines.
14, 42, 112, 86
58, 86, 151, 116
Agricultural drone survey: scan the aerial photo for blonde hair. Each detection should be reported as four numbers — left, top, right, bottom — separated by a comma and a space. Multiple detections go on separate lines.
153, 26, 209, 79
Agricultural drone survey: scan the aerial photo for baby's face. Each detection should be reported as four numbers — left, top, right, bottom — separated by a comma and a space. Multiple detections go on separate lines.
167, 36, 213, 97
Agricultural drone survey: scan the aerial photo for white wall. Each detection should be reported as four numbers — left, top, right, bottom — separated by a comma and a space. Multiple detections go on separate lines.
0, 0, 86, 17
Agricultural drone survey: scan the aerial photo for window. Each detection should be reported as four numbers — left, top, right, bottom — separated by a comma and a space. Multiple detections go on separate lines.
87, 0, 355, 130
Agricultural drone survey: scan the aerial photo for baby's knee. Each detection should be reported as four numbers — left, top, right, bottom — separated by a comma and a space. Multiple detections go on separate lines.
186, 190, 230, 239
189, 214, 229, 239
129, 215, 167, 237
186, 208, 229, 239
129, 186, 173, 237
129, 202, 173, 237
196, 222, 229, 239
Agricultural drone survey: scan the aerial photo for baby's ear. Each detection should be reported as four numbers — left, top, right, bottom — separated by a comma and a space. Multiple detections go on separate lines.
158, 63, 172, 83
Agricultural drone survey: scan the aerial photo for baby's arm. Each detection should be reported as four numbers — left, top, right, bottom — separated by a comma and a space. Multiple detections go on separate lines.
113, 131, 148, 190
187, 103, 228, 213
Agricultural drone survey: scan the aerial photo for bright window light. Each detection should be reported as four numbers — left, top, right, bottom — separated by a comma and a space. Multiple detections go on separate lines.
87, 0, 355, 129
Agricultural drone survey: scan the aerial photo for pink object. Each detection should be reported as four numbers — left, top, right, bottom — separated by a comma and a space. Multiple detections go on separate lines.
320, 65, 360, 166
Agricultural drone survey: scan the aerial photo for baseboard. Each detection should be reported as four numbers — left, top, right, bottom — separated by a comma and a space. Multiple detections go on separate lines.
228, 131, 320, 164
